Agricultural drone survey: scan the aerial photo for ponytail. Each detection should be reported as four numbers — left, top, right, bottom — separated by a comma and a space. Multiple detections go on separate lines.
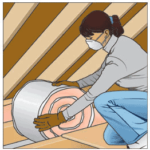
111, 15, 124, 37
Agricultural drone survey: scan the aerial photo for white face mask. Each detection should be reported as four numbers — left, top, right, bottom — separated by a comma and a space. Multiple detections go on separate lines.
86, 33, 107, 51
86, 40, 103, 50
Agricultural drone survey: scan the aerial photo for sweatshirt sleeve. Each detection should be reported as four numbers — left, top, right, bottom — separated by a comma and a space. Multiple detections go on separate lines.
77, 60, 106, 88
63, 56, 127, 120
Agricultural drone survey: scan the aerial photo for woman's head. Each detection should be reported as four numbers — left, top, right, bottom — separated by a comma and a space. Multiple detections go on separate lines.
79, 10, 124, 38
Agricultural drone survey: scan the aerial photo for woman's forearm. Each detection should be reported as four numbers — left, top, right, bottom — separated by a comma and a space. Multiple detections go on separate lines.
62, 94, 94, 120
77, 60, 106, 88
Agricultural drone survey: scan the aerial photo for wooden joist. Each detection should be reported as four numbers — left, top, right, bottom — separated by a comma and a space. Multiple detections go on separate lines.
18, 137, 95, 148
3, 3, 91, 99
4, 122, 27, 145
3, 99, 12, 106
4, 3, 38, 49
62, 123, 127, 149
68, 4, 147, 81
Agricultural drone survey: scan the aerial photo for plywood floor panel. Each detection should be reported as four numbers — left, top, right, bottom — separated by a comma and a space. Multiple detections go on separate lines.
62, 123, 127, 149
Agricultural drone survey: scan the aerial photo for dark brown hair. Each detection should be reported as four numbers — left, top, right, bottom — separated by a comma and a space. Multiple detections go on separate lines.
79, 10, 124, 37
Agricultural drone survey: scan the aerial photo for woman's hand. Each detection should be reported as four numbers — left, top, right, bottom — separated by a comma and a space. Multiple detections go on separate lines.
33, 112, 66, 132
52, 81, 79, 88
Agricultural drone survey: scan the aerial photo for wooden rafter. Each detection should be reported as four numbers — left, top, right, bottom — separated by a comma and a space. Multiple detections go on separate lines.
4, 3, 38, 49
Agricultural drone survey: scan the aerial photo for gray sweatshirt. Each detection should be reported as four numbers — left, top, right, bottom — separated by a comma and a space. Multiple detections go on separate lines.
62, 35, 147, 120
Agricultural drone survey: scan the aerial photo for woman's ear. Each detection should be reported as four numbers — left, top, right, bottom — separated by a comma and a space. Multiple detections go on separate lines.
104, 29, 110, 37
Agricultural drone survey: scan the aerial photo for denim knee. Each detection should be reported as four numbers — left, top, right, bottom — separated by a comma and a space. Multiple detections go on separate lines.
104, 129, 114, 145
104, 125, 126, 145
94, 92, 117, 117
94, 92, 112, 110
94, 93, 106, 107
104, 125, 116, 145
104, 130, 125, 145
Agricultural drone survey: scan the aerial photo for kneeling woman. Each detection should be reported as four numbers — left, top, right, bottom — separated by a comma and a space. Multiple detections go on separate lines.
34, 11, 147, 148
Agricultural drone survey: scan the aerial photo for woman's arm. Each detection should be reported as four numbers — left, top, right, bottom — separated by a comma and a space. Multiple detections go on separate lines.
77, 59, 106, 88
63, 56, 127, 120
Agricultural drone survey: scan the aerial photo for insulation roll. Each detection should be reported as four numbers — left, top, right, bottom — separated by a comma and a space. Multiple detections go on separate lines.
41, 88, 94, 138
12, 80, 104, 142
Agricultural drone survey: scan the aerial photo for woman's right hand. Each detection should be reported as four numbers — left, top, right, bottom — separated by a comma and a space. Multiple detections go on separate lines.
52, 81, 79, 88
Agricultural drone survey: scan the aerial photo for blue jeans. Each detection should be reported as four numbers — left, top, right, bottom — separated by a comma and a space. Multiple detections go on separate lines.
94, 91, 147, 145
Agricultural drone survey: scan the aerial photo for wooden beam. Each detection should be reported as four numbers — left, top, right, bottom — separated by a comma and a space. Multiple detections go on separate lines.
134, 28, 147, 52
68, 50, 107, 81
123, 5, 147, 39
3, 3, 14, 19
18, 137, 95, 148
104, 3, 135, 18
3, 99, 12, 106
68, 4, 147, 81
57, 50, 96, 81
4, 3, 38, 49
37, 3, 135, 82
4, 122, 27, 145
120, 3, 147, 26
3, 3, 91, 99
62, 123, 126, 148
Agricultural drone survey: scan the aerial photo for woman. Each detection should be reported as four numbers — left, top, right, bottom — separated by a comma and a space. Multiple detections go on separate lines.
34, 11, 147, 148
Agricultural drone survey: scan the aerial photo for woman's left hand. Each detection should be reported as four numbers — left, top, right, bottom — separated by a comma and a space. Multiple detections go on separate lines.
33, 112, 67, 132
